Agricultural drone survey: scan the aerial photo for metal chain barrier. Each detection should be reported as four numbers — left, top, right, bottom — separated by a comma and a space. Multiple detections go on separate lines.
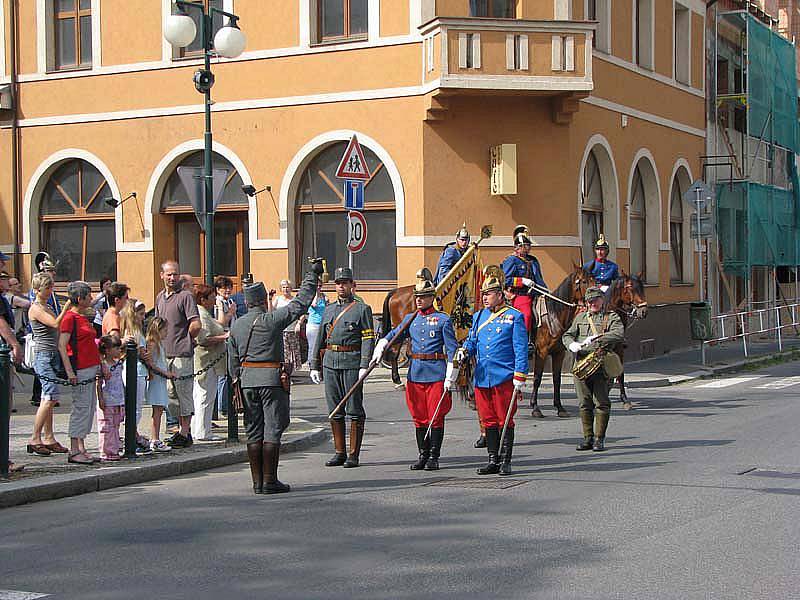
169, 351, 227, 381
38, 357, 125, 387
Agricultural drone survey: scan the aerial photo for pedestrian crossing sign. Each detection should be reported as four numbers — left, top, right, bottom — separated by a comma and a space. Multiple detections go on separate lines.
336, 135, 371, 180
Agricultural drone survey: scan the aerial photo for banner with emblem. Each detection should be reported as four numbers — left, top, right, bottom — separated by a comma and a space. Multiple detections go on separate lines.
435, 244, 484, 341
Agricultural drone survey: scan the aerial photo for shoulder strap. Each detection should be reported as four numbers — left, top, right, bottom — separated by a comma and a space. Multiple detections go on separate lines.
476, 306, 510, 334
240, 317, 260, 364
586, 313, 599, 336
330, 301, 356, 333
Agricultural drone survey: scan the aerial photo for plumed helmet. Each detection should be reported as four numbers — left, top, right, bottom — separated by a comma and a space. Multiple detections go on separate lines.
334, 267, 354, 282
415, 267, 433, 282
413, 279, 436, 297
455, 222, 470, 241
594, 234, 609, 250
481, 264, 505, 293
585, 286, 605, 302
513, 224, 531, 246
34, 251, 58, 273
243, 281, 267, 305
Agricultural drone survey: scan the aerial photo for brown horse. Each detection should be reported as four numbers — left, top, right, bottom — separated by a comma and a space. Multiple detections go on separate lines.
529, 265, 596, 418
603, 273, 648, 408
380, 285, 414, 384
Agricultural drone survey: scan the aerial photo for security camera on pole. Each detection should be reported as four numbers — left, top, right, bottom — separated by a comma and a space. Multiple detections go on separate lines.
336, 135, 371, 269
164, 1, 246, 285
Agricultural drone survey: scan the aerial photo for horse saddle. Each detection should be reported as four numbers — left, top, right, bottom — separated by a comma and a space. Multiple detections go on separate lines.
534, 295, 562, 338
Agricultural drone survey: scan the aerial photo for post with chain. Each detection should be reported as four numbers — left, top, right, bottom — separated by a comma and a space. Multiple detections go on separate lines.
0, 342, 10, 477
223, 376, 235, 442
123, 339, 138, 459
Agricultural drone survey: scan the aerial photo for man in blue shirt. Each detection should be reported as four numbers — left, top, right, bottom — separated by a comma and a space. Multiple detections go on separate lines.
582, 234, 620, 290
501, 225, 546, 335
434, 223, 470, 285
373, 277, 458, 471
457, 271, 528, 476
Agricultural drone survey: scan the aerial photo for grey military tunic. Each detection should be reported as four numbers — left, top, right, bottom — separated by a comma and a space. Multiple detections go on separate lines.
309, 297, 375, 420
228, 269, 318, 443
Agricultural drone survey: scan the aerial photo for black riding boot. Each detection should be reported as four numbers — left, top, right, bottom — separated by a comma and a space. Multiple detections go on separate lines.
262, 442, 290, 494
593, 410, 609, 452
477, 427, 501, 475
246, 442, 263, 494
425, 427, 444, 471
325, 419, 347, 466
343, 419, 364, 468
499, 428, 514, 475
410, 427, 430, 470
577, 409, 594, 451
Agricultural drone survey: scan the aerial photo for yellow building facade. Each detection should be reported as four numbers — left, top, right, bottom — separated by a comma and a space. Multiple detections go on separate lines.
0, 0, 706, 338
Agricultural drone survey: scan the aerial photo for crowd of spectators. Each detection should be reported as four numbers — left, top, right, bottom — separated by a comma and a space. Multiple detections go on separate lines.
2, 253, 329, 473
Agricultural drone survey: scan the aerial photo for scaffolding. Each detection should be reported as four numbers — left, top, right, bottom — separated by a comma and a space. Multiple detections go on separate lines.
712, 11, 800, 310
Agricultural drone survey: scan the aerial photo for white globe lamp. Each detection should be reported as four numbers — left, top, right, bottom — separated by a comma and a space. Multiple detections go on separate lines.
164, 12, 197, 48
214, 24, 246, 58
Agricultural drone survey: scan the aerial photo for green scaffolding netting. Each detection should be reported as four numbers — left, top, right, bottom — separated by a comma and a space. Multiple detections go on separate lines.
716, 14, 800, 278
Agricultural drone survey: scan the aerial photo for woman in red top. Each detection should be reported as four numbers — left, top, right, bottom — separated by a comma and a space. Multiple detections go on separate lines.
58, 281, 102, 464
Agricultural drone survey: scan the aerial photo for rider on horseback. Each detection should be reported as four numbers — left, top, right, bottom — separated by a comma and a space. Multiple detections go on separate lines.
501, 225, 547, 345
434, 223, 471, 285
582, 235, 620, 292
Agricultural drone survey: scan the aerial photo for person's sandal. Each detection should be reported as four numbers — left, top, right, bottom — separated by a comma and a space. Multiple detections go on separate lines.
67, 453, 93, 465
26, 443, 52, 456
44, 442, 69, 453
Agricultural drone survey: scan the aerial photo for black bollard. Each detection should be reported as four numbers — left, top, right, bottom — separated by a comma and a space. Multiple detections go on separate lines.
123, 339, 138, 459
0, 343, 10, 477
226, 375, 238, 442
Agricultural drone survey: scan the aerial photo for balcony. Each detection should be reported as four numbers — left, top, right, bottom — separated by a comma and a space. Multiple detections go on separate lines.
419, 17, 595, 122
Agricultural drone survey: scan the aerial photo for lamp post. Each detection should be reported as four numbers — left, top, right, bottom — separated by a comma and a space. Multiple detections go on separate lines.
164, 1, 246, 286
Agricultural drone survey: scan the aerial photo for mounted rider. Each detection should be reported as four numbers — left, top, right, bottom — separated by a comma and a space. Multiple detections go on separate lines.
501, 225, 547, 339
434, 223, 471, 285
582, 234, 620, 291
373, 275, 458, 471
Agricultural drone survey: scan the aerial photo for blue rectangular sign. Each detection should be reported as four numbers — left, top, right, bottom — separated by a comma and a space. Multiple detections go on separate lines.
344, 179, 365, 210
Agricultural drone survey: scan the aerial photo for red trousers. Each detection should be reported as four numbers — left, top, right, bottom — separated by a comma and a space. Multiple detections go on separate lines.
474, 380, 516, 428
512, 294, 533, 332
405, 380, 451, 428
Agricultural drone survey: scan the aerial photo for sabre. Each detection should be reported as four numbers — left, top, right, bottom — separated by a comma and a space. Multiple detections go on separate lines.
327, 312, 420, 420
498, 387, 521, 461
424, 359, 463, 440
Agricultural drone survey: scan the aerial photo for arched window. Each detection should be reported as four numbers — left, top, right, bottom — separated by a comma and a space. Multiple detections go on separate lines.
160, 151, 249, 286
629, 164, 647, 279
40, 159, 116, 283
295, 142, 397, 285
581, 149, 604, 261
669, 177, 685, 282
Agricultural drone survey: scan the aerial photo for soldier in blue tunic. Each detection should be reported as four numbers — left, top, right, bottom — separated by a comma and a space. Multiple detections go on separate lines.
582, 235, 620, 290
457, 271, 528, 475
500, 225, 547, 335
373, 277, 458, 471
434, 223, 471, 285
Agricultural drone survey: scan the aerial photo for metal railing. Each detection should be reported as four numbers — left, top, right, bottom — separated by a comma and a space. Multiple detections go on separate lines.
702, 301, 800, 363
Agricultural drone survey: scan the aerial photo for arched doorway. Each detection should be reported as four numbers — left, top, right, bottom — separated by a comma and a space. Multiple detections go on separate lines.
293, 141, 397, 287
39, 158, 117, 283
159, 151, 250, 287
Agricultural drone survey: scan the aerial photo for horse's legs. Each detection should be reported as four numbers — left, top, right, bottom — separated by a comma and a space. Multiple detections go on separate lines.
619, 372, 632, 409
530, 355, 545, 418
390, 350, 401, 386
551, 351, 569, 417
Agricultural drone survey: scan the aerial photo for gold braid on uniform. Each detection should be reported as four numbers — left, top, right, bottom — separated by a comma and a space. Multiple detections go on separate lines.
361, 328, 375, 340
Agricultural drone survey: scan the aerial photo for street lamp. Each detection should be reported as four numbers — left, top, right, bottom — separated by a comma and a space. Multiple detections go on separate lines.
164, 1, 246, 286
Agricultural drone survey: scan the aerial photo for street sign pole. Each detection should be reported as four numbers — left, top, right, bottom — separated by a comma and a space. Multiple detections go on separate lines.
348, 213, 353, 269
696, 188, 706, 365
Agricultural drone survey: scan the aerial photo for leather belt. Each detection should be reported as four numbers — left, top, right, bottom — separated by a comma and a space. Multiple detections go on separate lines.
326, 344, 360, 352
242, 361, 282, 368
409, 353, 446, 360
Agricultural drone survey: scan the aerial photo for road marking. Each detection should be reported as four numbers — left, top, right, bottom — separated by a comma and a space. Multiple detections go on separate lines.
695, 376, 762, 389
753, 376, 800, 390
0, 592, 50, 600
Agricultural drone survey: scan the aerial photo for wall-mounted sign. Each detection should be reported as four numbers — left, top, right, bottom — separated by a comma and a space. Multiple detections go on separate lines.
490, 144, 517, 195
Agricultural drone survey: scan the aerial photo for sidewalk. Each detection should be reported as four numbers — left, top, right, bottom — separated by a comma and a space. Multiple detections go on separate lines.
3, 334, 799, 508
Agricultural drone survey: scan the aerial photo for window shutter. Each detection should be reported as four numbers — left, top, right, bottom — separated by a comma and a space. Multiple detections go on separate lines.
472, 33, 481, 69
551, 35, 563, 71
519, 35, 529, 70
458, 33, 468, 69
506, 34, 515, 70
564, 36, 575, 71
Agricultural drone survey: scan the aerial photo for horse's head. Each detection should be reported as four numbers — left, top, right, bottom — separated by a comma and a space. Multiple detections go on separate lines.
570, 262, 596, 305
621, 271, 648, 318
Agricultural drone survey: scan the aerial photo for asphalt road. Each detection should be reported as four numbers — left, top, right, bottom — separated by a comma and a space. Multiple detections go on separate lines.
3, 362, 800, 600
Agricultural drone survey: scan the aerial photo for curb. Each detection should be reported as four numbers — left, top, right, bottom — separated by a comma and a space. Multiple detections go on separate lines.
0, 426, 329, 510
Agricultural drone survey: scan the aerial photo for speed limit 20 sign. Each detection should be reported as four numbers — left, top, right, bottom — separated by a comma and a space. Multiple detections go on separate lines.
347, 210, 367, 253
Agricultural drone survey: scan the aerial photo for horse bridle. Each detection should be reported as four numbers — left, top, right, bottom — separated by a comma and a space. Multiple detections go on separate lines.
621, 281, 648, 320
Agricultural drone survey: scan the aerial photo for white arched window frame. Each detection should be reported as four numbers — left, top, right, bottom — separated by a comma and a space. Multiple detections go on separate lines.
627, 153, 661, 283
581, 150, 604, 262
629, 166, 647, 278
669, 162, 694, 284
577, 136, 620, 265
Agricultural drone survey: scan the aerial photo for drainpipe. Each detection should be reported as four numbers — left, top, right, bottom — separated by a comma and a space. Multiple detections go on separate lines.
9, 0, 20, 276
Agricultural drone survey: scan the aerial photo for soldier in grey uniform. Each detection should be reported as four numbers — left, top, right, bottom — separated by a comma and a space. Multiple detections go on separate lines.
309, 267, 375, 468
228, 259, 324, 494
562, 286, 624, 452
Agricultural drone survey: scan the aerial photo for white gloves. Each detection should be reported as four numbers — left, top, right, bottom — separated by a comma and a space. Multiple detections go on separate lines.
513, 379, 525, 391
358, 368, 368, 380
568, 341, 582, 353
310, 370, 322, 384
444, 362, 455, 390
372, 338, 388, 364
521, 277, 535, 288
